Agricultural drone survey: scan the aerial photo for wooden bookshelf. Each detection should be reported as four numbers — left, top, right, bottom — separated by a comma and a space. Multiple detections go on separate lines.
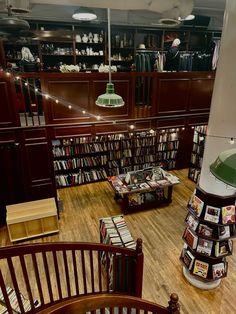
188, 125, 207, 183
52, 128, 180, 188
6, 198, 59, 242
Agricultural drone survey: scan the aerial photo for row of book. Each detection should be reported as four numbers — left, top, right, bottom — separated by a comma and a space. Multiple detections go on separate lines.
181, 247, 227, 280
55, 168, 107, 187
0, 286, 40, 314
157, 141, 179, 151
189, 193, 236, 225
188, 167, 201, 183
53, 155, 108, 171
183, 227, 233, 258
190, 153, 203, 168
192, 142, 205, 155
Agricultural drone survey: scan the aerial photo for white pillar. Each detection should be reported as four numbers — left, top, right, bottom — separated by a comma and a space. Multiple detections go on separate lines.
199, 0, 236, 196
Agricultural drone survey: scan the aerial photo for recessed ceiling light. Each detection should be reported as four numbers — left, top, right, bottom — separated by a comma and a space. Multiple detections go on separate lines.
72, 7, 97, 21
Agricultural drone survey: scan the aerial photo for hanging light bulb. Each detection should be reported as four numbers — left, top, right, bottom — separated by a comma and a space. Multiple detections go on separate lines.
95, 8, 124, 108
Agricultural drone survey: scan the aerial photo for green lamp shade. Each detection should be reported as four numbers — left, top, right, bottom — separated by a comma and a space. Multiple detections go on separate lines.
96, 83, 125, 107
210, 148, 236, 187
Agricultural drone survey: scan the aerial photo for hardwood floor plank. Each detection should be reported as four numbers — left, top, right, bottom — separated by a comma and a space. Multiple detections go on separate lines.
0, 169, 236, 313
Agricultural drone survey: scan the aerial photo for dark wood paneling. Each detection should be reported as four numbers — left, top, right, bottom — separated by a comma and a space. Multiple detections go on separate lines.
187, 115, 209, 126
157, 79, 190, 115
189, 78, 214, 112
24, 141, 56, 200
45, 80, 91, 123
0, 132, 25, 224
0, 78, 19, 127
157, 119, 185, 128
175, 127, 195, 169
23, 128, 47, 141
95, 123, 127, 135
54, 125, 93, 138
134, 121, 152, 131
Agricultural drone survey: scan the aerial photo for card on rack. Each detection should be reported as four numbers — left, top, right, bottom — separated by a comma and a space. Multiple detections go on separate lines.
215, 240, 232, 257
182, 249, 195, 270
198, 224, 213, 237
204, 205, 221, 223
193, 259, 209, 278
190, 195, 204, 217
183, 227, 198, 249
218, 225, 231, 240
196, 238, 213, 256
221, 205, 235, 224
185, 213, 199, 231
212, 262, 226, 279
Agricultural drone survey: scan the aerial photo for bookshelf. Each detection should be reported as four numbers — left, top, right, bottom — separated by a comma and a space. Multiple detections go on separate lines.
52, 128, 180, 188
188, 125, 207, 183
99, 215, 136, 292
180, 186, 236, 285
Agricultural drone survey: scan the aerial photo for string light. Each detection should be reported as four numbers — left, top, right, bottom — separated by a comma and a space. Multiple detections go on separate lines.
6, 72, 236, 143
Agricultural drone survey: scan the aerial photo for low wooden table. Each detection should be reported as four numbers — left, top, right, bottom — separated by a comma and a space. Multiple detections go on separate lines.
107, 175, 179, 214
6, 198, 59, 242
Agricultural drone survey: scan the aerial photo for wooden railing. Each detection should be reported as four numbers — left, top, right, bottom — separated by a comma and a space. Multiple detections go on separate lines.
0, 240, 143, 313
37, 293, 180, 314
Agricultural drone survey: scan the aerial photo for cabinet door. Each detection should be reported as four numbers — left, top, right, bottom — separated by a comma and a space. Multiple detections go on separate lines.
23, 129, 57, 200
0, 76, 19, 127
0, 133, 25, 225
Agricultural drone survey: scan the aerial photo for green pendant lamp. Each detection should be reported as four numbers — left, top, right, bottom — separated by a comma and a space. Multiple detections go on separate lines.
210, 148, 236, 187
96, 8, 124, 108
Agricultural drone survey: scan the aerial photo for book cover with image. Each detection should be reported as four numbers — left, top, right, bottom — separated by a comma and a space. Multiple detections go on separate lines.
218, 225, 231, 240
198, 224, 213, 237
196, 238, 213, 256
193, 259, 209, 278
182, 249, 195, 270
222, 205, 235, 224
183, 227, 198, 249
212, 262, 226, 279
185, 213, 199, 231
190, 195, 204, 217
204, 205, 221, 223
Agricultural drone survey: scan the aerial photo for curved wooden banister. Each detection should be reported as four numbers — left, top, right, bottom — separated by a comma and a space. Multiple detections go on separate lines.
36, 293, 180, 314
0, 241, 144, 313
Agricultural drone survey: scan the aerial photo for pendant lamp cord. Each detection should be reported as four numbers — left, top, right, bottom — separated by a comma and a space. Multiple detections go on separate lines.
108, 8, 111, 83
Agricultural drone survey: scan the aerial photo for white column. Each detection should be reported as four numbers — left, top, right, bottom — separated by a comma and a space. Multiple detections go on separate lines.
199, 0, 236, 196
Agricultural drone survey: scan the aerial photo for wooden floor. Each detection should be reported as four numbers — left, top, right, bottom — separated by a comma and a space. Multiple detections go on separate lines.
1, 169, 236, 314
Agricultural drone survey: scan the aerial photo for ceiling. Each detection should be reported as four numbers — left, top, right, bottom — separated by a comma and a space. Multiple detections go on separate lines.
0, 0, 226, 30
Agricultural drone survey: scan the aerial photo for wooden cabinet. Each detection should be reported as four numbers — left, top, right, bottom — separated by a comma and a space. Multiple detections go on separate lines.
6, 197, 59, 242
52, 128, 180, 188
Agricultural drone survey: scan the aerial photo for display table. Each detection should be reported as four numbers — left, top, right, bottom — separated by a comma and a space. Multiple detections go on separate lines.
107, 169, 179, 214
